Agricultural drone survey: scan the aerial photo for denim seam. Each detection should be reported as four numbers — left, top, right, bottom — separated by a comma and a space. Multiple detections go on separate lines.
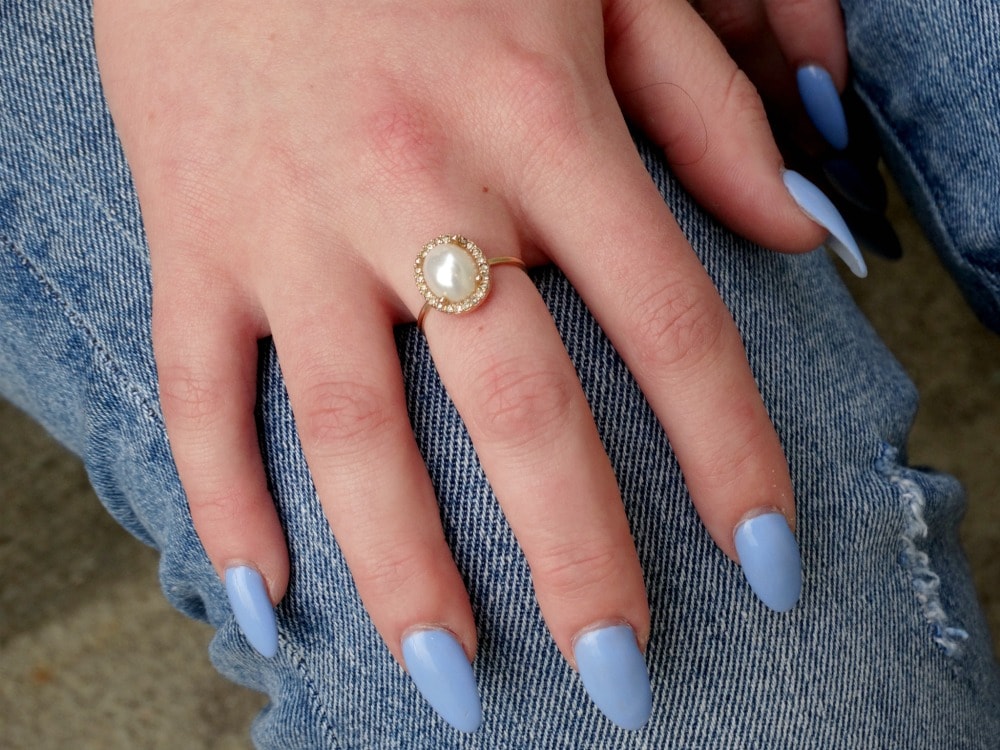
2, 116, 140, 250
276, 632, 344, 749
0, 232, 161, 426
877, 444, 969, 658
6, 228, 346, 747
851, 81, 999, 304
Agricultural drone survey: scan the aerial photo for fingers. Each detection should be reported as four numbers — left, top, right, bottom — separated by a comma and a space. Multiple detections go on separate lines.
421, 257, 653, 730
524, 120, 802, 612
265, 266, 482, 731
692, 0, 851, 150
764, 0, 850, 151
690, 0, 794, 105
606, 0, 827, 253
153, 276, 288, 658
266, 271, 477, 654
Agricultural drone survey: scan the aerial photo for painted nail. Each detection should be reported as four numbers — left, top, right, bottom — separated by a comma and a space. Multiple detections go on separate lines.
734, 513, 802, 613
225, 566, 278, 658
402, 629, 482, 733
783, 169, 868, 278
797, 64, 849, 150
573, 624, 652, 730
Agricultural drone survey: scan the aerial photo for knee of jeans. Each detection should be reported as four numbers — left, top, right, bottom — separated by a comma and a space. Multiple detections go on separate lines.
874, 444, 972, 658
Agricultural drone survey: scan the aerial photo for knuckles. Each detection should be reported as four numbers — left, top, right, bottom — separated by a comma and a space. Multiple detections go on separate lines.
294, 376, 394, 459
530, 538, 626, 604
628, 275, 728, 375
352, 43, 598, 193
357, 99, 450, 192
468, 357, 575, 450
157, 364, 229, 428
716, 66, 769, 133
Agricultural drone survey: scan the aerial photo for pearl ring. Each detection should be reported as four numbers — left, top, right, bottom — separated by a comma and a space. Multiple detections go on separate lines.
414, 235, 526, 330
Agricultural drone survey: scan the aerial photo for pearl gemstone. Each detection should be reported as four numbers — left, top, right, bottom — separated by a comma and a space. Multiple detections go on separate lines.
422, 241, 479, 303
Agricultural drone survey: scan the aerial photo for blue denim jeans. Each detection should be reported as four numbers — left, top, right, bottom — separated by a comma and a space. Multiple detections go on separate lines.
2, 1, 998, 747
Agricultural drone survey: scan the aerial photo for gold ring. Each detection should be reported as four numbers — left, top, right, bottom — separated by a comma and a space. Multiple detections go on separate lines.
414, 235, 526, 329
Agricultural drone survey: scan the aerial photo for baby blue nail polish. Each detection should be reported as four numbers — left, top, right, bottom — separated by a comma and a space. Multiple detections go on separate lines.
797, 64, 849, 150
402, 629, 482, 733
573, 624, 652, 730
225, 566, 279, 658
783, 169, 868, 278
734, 513, 802, 613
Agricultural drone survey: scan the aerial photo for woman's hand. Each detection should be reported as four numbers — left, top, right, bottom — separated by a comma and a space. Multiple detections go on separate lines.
94, 0, 847, 731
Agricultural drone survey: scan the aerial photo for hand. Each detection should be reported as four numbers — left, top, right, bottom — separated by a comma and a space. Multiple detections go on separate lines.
94, 0, 839, 731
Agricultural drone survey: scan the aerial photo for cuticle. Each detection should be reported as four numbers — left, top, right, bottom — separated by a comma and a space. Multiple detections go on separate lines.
222, 561, 277, 604
401, 623, 475, 662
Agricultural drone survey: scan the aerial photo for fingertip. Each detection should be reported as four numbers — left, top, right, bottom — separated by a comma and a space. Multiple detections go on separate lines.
734, 511, 803, 613
782, 169, 867, 277
225, 564, 280, 658
572, 623, 652, 730
402, 628, 483, 733
796, 64, 849, 150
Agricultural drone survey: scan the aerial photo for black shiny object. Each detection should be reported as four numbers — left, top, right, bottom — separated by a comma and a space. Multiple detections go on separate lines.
822, 156, 888, 214
779, 79, 901, 263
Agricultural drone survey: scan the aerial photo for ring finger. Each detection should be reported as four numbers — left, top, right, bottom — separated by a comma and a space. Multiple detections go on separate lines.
412, 228, 653, 731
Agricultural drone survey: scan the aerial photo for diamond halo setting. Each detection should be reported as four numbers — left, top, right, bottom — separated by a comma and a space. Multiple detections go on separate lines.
414, 235, 492, 315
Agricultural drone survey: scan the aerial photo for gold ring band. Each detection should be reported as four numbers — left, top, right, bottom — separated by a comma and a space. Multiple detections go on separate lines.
414, 235, 526, 330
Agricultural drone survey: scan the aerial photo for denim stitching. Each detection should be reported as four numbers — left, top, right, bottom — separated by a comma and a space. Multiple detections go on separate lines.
3, 231, 349, 747
852, 82, 1000, 319
0, 231, 161, 425
0, 94, 140, 250
878, 445, 969, 657
276, 632, 344, 750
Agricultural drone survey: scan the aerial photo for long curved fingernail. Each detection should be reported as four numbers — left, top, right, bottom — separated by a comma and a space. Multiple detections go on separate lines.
573, 624, 652, 730
783, 170, 868, 278
797, 64, 849, 150
734, 513, 802, 613
402, 629, 482, 733
225, 566, 279, 658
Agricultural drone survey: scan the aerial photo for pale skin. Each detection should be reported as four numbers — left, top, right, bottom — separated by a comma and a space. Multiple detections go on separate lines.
92, 0, 846, 674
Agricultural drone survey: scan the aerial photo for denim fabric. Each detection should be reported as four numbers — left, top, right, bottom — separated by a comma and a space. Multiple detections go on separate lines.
2, 1, 999, 748
843, 0, 1000, 332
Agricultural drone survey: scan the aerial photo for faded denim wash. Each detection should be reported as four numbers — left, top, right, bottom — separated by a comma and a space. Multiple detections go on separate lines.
1, 0, 998, 747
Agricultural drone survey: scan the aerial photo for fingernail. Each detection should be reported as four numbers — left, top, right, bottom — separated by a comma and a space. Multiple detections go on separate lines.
402, 629, 482, 733
783, 169, 868, 278
797, 64, 849, 150
734, 512, 802, 613
225, 566, 279, 658
573, 624, 652, 730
